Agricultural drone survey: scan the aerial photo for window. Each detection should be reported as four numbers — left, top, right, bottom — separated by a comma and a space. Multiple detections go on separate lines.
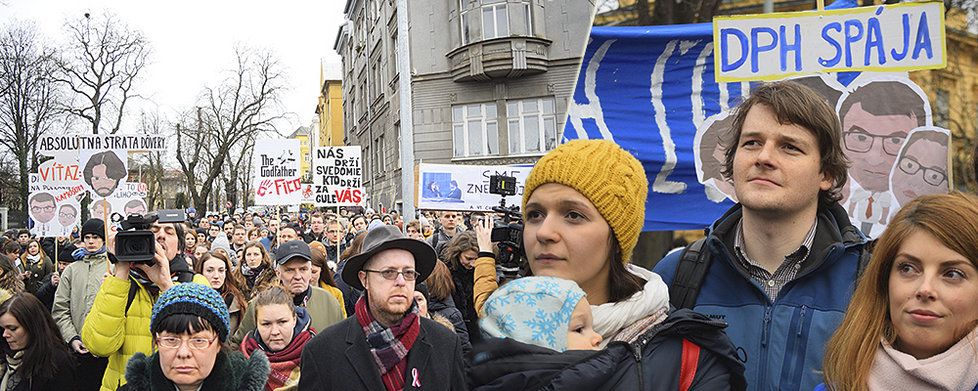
452, 102, 499, 157
373, 135, 386, 176
507, 97, 557, 154
394, 125, 401, 169
936, 89, 949, 128
482, 2, 509, 39
460, 0, 473, 45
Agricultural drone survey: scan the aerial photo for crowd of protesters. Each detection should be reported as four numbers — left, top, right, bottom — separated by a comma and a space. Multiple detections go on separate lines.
0, 80, 974, 390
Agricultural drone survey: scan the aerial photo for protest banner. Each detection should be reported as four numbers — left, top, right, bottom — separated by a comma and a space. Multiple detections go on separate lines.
253, 139, 302, 205
714, 2, 946, 81
28, 174, 82, 237
416, 163, 531, 212
564, 0, 949, 235
77, 148, 128, 199
38, 135, 79, 156
312, 146, 364, 207
76, 134, 167, 152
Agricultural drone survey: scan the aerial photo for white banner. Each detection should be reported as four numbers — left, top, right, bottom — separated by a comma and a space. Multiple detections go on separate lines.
714, 2, 946, 82
416, 163, 531, 211
313, 146, 365, 207
77, 134, 167, 152
253, 139, 302, 205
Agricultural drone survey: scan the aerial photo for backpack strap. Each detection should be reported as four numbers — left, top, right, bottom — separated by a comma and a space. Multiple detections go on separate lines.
679, 338, 701, 391
125, 280, 139, 313
669, 238, 712, 310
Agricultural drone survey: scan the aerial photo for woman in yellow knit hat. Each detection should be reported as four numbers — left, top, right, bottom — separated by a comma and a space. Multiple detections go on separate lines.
468, 139, 745, 390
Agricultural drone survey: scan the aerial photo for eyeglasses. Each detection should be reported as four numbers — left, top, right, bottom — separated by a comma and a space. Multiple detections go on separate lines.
59, 211, 76, 219
31, 205, 55, 213
363, 268, 418, 281
156, 334, 218, 350
842, 129, 906, 156
897, 156, 947, 187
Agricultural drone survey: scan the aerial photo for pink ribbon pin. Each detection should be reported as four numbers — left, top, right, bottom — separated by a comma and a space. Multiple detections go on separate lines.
411, 368, 421, 387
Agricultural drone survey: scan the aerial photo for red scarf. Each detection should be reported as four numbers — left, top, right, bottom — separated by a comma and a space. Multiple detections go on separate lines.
241, 328, 315, 391
355, 296, 420, 391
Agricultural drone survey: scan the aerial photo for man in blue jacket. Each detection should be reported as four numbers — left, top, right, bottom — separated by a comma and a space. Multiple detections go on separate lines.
655, 80, 867, 391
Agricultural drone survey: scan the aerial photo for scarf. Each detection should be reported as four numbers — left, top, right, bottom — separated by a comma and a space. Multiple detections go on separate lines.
354, 296, 420, 391
0, 350, 24, 391
293, 287, 312, 308
24, 254, 40, 266
590, 264, 670, 346
241, 263, 267, 289
72, 246, 106, 261
240, 308, 315, 391
868, 327, 978, 391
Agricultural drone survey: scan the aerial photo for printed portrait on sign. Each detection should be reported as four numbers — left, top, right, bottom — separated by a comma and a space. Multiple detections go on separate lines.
836, 78, 930, 231
889, 127, 950, 208
695, 112, 737, 203
83, 150, 127, 197
29, 192, 57, 224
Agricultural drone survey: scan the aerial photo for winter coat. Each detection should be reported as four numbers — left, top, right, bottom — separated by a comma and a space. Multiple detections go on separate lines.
428, 294, 471, 354
334, 260, 362, 317
18, 253, 52, 294
0, 348, 76, 391
468, 309, 747, 391
52, 252, 108, 344
450, 265, 480, 344
232, 286, 343, 347
318, 281, 347, 318
654, 203, 866, 391
81, 256, 207, 391
298, 316, 468, 390
120, 349, 270, 391
34, 272, 57, 310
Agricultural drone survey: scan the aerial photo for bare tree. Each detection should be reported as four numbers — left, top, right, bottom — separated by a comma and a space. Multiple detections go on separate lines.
176, 46, 286, 214
56, 12, 149, 135
133, 110, 168, 209
0, 21, 64, 210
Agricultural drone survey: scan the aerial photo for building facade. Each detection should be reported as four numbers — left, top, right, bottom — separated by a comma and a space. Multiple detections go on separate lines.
336, 0, 596, 212
289, 126, 313, 181
316, 74, 345, 147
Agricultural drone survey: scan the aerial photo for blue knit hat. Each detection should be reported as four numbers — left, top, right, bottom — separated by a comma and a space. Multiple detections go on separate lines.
151, 283, 231, 342
480, 276, 586, 352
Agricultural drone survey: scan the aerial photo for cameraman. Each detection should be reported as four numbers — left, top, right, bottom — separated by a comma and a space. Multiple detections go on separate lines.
81, 219, 206, 391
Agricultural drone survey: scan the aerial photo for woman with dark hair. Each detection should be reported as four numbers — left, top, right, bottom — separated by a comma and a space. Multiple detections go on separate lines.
233, 241, 276, 299
18, 240, 52, 295
184, 229, 199, 264
194, 253, 247, 337
334, 231, 367, 317
440, 231, 481, 344
820, 193, 978, 391
121, 283, 269, 391
308, 243, 346, 318
0, 293, 76, 390
240, 286, 314, 390
468, 140, 745, 390
425, 261, 470, 353
0, 253, 23, 296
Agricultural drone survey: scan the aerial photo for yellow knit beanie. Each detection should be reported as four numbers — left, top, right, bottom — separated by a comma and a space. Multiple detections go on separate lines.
522, 139, 648, 263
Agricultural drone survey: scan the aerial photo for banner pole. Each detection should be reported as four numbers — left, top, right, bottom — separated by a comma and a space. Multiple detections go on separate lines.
103, 198, 111, 274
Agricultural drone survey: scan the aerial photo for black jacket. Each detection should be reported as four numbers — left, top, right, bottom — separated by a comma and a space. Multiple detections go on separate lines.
467, 309, 747, 391
119, 350, 269, 391
299, 316, 468, 391
4, 348, 76, 391
35, 272, 57, 310
428, 294, 472, 354
450, 265, 481, 344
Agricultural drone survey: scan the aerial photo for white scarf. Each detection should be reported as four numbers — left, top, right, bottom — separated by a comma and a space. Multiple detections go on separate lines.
591, 264, 670, 346
868, 327, 978, 391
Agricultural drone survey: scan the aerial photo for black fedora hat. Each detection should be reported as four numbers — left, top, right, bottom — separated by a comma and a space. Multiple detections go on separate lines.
342, 225, 436, 290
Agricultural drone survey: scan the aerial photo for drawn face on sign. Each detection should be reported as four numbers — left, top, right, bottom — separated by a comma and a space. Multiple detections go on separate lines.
58, 205, 78, 227
838, 81, 928, 194
123, 199, 147, 217
29, 193, 56, 223
891, 130, 949, 207
84, 151, 126, 197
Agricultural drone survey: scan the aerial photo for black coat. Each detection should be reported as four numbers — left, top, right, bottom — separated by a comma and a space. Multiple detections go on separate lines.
467, 309, 747, 391
299, 316, 468, 391
449, 266, 481, 344
5, 349, 76, 391
428, 295, 471, 354
119, 350, 269, 391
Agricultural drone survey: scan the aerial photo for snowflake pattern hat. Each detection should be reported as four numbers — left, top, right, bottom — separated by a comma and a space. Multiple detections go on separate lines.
480, 276, 585, 352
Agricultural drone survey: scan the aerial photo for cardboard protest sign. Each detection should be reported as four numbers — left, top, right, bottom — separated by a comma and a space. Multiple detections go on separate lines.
253, 139, 302, 205
312, 147, 364, 207
38, 135, 79, 156
416, 163, 531, 211
564, 3, 950, 234
714, 2, 946, 81
28, 174, 82, 237
77, 149, 128, 199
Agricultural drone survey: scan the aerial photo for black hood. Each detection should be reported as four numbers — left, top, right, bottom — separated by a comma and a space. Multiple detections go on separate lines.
468, 338, 610, 391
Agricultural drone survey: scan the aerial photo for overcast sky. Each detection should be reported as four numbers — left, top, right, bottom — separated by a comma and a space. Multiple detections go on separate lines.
1, 0, 346, 136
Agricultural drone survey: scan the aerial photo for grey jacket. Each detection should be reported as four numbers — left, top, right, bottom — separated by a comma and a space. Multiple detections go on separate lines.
52, 252, 109, 343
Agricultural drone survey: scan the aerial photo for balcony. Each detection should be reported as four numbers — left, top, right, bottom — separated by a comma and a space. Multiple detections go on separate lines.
447, 36, 552, 82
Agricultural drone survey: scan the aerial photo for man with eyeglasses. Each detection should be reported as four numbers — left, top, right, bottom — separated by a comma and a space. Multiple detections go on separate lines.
28, 192, 57, 236
890, 129, 950, 207
231, 240, 343, 347
300, 225, 466, 390
58, 204, 78, 236
427, 211, 463, 259
837, 80, 927, 235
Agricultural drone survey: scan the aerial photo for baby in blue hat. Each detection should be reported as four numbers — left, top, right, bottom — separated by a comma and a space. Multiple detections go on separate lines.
480, 276, 602, 352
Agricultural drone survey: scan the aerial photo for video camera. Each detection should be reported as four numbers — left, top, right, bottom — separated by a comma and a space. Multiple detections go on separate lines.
112, 209, 186, 265
488, 175, 524, 279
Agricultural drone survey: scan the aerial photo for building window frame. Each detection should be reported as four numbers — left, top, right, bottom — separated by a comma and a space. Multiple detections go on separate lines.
452, 102, 499, 158
507, 97, 557, 155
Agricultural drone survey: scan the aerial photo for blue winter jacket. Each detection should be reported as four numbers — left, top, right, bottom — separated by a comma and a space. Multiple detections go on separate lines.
654, 202, 866, 391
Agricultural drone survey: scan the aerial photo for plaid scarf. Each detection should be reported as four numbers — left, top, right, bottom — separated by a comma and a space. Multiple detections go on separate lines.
354, 296, 420, 391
